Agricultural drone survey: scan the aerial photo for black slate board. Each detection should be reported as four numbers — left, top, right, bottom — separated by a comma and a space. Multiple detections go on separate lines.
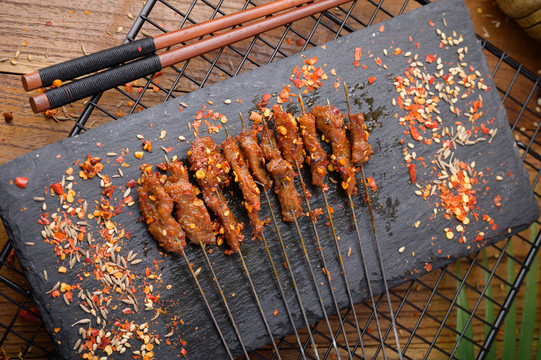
0, 0, 538, 358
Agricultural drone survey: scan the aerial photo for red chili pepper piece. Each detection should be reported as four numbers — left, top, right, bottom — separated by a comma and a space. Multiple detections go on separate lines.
50, 182, 64, 195
15, 177, 28, 189
407, 164, 417, 183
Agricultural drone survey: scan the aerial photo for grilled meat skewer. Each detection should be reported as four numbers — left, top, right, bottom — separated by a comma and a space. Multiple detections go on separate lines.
138, 172, 186, 254
273, 105, 305, 166
237, 118, 273, 190
348, 112, 373, 167
310, 104, 357, 196
164, 162, 216, 246
222, 133, 265, 234
260, 122, 303, 222
188, 136, 243, 253
298, 110, 329, 190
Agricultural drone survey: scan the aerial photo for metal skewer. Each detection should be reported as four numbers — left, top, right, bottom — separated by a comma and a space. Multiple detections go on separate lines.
238, 113, 308, 359
180, 251, 234, 359
290, 160, 354, 356
289, 208, 347, 359
213, 187, 281, 359
261, 115, 341, 359
259, 229, 308, 359
188, 131, 249, 357
198, 242, 250, 358
343, 82, 403, 358
323, 97, 388, 359
260, 187, 321, 360
297, 94, 367, 358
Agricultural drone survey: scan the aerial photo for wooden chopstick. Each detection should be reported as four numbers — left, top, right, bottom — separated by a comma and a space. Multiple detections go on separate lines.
22, 0, 313, 91
30, 0, 353, 113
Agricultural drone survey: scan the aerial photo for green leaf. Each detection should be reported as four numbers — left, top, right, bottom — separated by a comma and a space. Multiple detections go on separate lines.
482, 249, 496, 360
455, 261, 475, 360
503, 241, 516, 360
519, 223, 538, 360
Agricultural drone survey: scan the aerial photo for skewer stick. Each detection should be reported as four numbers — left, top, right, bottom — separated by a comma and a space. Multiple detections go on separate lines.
198, 242, 250, 358
239, 112, 247, 129
346, 194, 387, 358
260, 117, 341, 358
259, 230, 308, 359
289, 209, 344, 359
294, 157, 364, 358
213, 188, 282, 359
237, 249, 281, 358
237, 115, 307, 357
298, 94, 367, 357
180, 251, 234, 359
343, 82, 403, 358
321, 191, 367, 357
294, 157, 354, 355
324, 97, 388, 358
260, 186, 321, 360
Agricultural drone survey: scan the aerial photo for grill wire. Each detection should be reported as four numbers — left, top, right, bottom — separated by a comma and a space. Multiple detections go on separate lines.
1, 0, 540, 358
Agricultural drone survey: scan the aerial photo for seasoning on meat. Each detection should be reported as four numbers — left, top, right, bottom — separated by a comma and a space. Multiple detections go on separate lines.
298, 111, 329, 190
138, 172, 186, 254
164, 162, 216, 246
310, 104, 357, 196
273, 105, 305, 166
222, 135, 264, 234
188, 136, 243, 253
348, 112, 374, 167
260, 122, 282, 163
237, 125, 273, 189
260, 122, 303, 222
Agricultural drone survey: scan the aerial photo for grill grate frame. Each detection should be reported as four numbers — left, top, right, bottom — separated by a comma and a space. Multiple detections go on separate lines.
1, 0, 540, 358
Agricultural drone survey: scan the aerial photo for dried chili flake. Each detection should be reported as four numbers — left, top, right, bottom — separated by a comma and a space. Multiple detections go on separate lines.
257, 93, 272, 109
425, 54, 436, 63
18, 307, 41, 322
50, 182, 64, 195
353, 47, 362, 67
407, 164, 417, 183
290, 56, 326, 92
368, 76, 376, 84
15, 176, 28, 189
142, 140, 152, 151
365, 177, 377, 192
80, 155, 103, 179
44, 109, 56, 118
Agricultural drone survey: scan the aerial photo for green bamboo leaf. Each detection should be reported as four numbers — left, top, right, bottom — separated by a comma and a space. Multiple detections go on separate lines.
503, 241, 516, 360
519, 223, 538, 360
482, 249, 496, 360
455, 261, 475, 360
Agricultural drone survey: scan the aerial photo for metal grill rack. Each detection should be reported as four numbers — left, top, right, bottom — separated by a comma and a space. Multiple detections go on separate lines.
1, 0, 540, 358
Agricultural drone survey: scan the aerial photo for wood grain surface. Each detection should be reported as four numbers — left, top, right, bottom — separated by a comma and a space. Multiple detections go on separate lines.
0, 0, 540, 359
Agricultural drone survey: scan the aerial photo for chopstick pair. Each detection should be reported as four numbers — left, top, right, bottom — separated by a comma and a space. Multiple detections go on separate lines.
26, 0, 353, 113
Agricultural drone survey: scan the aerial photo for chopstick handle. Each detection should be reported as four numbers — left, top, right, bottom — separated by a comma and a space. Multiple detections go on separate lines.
29, 55, 162, 113
22, 37, 156, 91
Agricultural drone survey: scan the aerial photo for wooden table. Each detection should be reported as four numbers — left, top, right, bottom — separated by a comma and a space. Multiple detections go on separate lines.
0, 0, 540, 358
